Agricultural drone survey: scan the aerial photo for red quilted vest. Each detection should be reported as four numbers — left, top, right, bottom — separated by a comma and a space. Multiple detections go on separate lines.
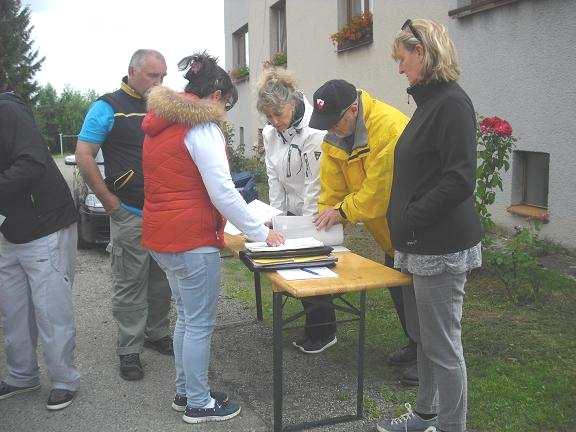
141, 96, 225, 253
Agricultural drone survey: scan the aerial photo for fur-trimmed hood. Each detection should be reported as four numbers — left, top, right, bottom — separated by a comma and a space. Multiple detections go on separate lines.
142, 85, 225, 137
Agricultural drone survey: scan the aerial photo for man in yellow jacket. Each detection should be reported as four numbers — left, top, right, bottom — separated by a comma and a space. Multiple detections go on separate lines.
310, 79, 418, 385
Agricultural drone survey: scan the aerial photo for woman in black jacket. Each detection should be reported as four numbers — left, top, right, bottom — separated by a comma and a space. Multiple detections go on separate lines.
376, 19, 482, 432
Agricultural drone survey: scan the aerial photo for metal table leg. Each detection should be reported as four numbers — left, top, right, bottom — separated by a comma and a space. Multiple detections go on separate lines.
255, 272, 263, 321
273, 291, 284, 432
356, 290, 367, 418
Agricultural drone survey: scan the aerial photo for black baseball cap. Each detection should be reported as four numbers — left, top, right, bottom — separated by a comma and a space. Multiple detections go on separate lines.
309, 79, 357, 130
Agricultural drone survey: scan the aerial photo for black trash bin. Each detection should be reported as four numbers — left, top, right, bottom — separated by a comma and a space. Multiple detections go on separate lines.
231, 171, 258, 203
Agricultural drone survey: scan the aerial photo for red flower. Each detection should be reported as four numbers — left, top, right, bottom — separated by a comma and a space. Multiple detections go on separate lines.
480, 116, 513, 137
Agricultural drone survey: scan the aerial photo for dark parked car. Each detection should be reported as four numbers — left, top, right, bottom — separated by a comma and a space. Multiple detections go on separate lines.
66, 152, 109, 248
66, 153, 258, 248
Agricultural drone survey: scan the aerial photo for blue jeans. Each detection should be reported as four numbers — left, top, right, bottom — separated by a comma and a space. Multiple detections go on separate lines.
150, 249, 221, 408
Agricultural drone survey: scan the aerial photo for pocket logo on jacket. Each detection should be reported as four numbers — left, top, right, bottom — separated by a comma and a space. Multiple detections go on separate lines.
314, 151, 321, 160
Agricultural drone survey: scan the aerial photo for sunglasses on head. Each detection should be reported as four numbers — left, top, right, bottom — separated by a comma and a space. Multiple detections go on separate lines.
401, 19, 423, 43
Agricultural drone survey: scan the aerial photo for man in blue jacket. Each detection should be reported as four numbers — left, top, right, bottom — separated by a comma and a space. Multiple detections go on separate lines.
0, 91, 80, 410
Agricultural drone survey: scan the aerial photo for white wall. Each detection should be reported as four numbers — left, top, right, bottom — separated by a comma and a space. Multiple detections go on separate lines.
449, 0, 576, 247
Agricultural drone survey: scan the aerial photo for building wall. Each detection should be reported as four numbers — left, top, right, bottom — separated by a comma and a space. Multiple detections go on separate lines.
224, 0, 449, 154
449, 0, 576, 247
224, 0, 254, 154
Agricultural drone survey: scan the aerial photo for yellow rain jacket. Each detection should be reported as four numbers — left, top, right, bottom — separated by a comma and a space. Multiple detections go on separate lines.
318, 89, 409, 256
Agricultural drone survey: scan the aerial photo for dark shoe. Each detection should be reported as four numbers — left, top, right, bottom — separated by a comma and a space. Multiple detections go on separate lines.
400, 363, 419, 386
143, 336, 174, 355
183, 399, 241, 423
0, 381, 40, 400
294, 335, 337, 354
119, 353, 144, 381
172, 390, 229, 412
388, 344, 417, 366
46, 389, 76, 410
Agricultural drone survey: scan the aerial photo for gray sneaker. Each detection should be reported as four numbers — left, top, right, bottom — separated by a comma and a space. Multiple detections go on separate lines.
376, 403, 437, 432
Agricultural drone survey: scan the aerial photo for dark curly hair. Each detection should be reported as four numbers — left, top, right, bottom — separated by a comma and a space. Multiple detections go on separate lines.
178, 51, 237, 110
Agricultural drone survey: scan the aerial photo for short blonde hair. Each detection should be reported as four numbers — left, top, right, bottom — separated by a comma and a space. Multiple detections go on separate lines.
391, 19, 460, 84
256, 67, 298, 114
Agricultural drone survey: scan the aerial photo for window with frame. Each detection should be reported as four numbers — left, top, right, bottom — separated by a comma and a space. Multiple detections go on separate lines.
508, 150, 550, 219
270, 0, 287, 62
333, 0, 373, 53
347, 0, 373, 22
232, 25, 249, 82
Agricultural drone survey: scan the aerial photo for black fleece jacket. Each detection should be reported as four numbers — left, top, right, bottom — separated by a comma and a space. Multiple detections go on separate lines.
0, 92, 75, 243
387, 81, 482, 255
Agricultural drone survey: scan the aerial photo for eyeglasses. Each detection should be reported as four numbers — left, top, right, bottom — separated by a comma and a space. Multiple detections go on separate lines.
401, 19, 423, 44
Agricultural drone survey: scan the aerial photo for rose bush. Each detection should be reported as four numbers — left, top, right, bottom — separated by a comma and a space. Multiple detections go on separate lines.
476, 115, 516, 229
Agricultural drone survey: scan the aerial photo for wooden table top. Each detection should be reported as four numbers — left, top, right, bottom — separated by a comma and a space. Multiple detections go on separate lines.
224, 233, 411, 298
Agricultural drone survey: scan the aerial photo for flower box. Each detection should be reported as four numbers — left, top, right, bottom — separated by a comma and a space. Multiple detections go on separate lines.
331, 11, 373, 53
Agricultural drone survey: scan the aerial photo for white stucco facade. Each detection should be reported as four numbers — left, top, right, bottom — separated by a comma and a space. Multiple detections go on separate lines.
449, 0, 576, 248
224, 0, 576, 248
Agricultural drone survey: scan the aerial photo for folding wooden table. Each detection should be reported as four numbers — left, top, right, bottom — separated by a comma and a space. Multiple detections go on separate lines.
224, 233, 411, 431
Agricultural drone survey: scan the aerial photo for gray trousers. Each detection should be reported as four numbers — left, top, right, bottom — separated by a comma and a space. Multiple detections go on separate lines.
403, 271, 468, 432
0, 224, 80, 391
109, 207, 171, 356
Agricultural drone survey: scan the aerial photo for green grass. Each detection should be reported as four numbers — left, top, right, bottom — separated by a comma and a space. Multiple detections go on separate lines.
221, 222, 576, 432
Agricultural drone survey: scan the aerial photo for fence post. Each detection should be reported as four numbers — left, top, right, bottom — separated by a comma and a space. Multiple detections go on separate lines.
59, 132, 64, 156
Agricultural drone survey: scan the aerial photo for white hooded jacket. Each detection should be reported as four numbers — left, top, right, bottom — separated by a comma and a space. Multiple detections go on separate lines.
262, 94, 326, 216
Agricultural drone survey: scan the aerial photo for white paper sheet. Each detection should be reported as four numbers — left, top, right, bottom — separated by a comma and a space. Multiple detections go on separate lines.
272, 215, 344, 246
224, 199, 283, 235
245, 237, 324, 252
277, 267, 338, 280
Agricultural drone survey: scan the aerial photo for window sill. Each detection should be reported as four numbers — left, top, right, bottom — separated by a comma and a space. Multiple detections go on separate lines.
448, 0, 521, 19
507, 204, 550, 223
335, 35, 373, 53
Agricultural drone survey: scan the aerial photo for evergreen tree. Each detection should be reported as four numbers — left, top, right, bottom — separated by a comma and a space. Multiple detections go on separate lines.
0, 0, 44, 101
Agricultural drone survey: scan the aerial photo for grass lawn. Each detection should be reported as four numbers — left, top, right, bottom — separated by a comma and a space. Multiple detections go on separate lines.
221, 216, 576, 432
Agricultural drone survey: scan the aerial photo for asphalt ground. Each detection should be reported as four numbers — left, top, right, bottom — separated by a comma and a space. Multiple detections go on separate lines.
0, 160, 390, 432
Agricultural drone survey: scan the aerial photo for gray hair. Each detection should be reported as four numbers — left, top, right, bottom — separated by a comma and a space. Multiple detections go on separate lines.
129, 49, 165, 69
256, 68, 299, 114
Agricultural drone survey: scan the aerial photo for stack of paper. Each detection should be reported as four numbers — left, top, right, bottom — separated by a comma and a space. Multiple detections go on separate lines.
245, 237, 324, 252
224, 199, 282, 236
272, 215, 344, 246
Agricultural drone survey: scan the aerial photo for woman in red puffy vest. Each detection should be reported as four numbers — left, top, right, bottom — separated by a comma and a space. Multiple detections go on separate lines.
141, 52, 284, 424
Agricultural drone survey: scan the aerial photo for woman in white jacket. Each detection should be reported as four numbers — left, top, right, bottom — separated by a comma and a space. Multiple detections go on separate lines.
257, 68, 337, 354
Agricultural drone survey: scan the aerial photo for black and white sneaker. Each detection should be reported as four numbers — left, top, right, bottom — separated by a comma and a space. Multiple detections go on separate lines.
172, 390, 229, 412
294, 335, 338, 354
0, 381, 40, 400
182, 399, 241, 423
46, 389, 76, 411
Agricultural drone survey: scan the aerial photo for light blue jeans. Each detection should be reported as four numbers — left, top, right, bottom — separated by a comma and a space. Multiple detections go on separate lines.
150, 249, 221, 408
0, 224, 80, 391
